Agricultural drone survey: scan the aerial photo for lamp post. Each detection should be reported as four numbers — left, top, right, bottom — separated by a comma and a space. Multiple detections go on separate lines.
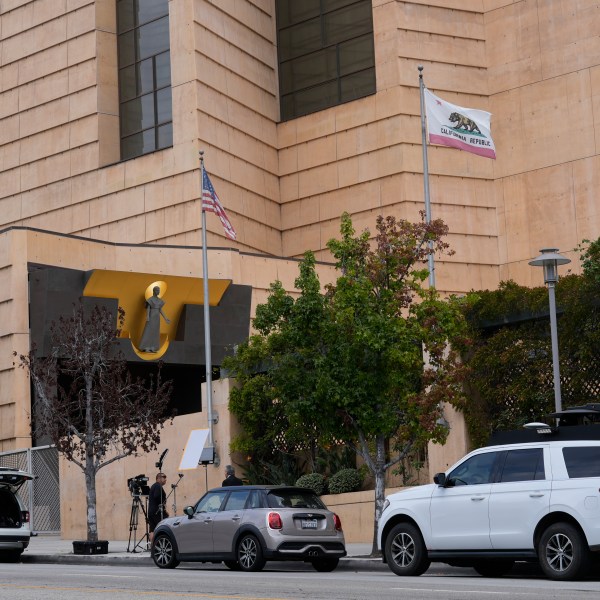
528, 248, 571, 413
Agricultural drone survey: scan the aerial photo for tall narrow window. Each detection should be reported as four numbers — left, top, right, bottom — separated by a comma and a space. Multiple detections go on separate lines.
276, 0, 376, 121
117, 0, 173, 160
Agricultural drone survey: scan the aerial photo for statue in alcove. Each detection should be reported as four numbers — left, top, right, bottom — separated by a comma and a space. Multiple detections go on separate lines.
139, 286, 171, 352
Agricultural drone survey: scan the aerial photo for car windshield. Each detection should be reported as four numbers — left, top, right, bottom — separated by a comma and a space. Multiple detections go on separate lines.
267, 489, 325, 509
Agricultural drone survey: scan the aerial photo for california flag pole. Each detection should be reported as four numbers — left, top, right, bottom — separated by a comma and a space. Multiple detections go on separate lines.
424, 88, 496, 160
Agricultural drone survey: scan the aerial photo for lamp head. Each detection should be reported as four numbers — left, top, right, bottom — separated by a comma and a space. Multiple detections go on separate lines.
528, 248, 571, 284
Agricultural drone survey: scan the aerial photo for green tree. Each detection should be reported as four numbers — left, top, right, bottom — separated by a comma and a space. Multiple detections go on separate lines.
225, 213, 471, 553
225, 255, 329, 484
578, 237, 600, 284
458, 236, 600, 445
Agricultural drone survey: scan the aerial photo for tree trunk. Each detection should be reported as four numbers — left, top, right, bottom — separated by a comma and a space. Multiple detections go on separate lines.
85, 374, 98, 542
371, 435, 386, 556
84, 457, 98, 542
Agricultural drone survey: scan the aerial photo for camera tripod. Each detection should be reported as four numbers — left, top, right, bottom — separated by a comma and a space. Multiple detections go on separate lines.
127, 494, 150, 553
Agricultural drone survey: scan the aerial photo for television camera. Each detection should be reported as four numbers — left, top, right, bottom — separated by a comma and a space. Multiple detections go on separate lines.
127, 474, 150, 497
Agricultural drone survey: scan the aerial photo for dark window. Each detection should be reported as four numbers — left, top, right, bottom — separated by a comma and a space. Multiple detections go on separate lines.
247, 490, 264, 509
267, 489, 326, 509
276, 0, 375, 120
563, 447, 600, 478
117, 0, 172, 160
223, 490, 250, 511
0, 489, 21, 528
448, 452, 499, 486
498, 449, 545, 482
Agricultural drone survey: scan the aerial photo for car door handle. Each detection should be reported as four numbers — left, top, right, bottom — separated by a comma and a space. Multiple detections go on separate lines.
203, 517, 213, 523
529, 493, 545, 498
471, 496, 486, 501
231, 516, 241, 521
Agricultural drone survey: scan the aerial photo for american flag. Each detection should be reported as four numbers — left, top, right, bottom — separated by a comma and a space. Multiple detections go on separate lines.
201, 169, 237, 240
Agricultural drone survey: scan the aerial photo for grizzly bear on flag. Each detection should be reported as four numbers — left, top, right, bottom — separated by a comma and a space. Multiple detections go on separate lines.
448, 112, 482, 134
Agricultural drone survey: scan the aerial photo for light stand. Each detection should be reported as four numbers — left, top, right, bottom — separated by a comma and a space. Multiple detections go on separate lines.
529, 248, 571, 413
156, 448, 168, 471
164, 473, 184, 516
155, 448, 169, 521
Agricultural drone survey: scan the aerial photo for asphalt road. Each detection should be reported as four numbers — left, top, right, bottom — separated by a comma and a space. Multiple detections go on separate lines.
2, 561, 600, 600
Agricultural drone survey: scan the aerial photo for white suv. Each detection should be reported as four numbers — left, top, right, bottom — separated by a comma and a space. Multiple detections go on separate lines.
378, 426, 600, 580
0, 467, 34, 561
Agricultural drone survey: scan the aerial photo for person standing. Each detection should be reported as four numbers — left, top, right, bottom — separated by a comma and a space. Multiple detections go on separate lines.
222, 465, 243, 486
148, 472, 169, 543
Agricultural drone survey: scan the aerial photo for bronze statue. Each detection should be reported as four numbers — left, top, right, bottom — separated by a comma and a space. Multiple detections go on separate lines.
139, 286, 170, 352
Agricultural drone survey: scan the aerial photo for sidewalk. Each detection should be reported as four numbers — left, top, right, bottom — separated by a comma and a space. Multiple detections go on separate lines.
21, 535, 383, 569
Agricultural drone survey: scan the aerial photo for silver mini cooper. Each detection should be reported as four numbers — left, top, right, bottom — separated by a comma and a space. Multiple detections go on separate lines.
151, 485, 345, 572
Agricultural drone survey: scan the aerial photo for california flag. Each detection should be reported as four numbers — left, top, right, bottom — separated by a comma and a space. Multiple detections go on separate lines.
424, 88, 496, 159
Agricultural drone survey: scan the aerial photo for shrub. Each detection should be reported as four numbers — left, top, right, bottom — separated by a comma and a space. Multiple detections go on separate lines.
295, 473, 326, 495
328, 468, 362, 494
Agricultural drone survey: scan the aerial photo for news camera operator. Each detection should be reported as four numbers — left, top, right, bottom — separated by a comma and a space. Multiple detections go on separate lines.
148, 472, 169, 542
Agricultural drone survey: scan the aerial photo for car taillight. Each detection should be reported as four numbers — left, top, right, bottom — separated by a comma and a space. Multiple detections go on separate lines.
333, 513, 342, 531
268, 512, 282, 529
21, 511, 30, 524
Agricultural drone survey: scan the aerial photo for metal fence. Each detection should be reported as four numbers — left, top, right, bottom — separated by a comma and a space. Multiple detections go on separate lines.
0, 446, 60, 533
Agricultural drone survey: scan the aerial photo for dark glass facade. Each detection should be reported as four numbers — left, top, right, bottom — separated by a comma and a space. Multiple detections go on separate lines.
276, 0, 376, 121
117, 0, 173, 160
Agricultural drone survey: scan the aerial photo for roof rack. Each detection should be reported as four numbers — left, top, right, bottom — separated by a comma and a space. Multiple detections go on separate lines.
548, 403, 600, 426
487, 424, 600, 446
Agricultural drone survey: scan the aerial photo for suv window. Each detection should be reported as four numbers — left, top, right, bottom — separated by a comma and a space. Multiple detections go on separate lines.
448, 451, 499, 486
563, 446, 600, 478
223, 490, 250, 511
499, 448, 545, 482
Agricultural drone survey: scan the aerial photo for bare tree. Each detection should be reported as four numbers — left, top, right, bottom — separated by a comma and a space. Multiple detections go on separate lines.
15, 302, 172, 542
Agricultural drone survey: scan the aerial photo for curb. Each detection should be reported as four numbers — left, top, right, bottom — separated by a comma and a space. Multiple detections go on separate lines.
21, 554, 387, 570
22, 554, 154, 567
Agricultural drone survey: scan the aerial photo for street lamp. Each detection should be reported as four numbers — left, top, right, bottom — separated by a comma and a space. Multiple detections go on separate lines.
528, 248, 571, 413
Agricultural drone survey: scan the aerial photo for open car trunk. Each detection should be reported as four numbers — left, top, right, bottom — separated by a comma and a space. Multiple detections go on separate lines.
0, 489, 22, 528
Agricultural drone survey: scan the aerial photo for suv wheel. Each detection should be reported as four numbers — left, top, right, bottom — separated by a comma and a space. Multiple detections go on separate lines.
538, 522, 590, 580
237, 534, 265, 572
385, 523, 430, 576
473, 560, 514, 577
311, 557, 339, 572
152, 534, 180, 569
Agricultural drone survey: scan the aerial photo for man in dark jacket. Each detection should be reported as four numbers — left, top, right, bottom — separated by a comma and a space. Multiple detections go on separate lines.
222, 465, 243, 486
148, 473, 169, 542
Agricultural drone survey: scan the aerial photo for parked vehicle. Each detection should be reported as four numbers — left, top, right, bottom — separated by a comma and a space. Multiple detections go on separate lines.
378, 423, 600, 580
0, 467, 34, 561
152, 485, 345, 572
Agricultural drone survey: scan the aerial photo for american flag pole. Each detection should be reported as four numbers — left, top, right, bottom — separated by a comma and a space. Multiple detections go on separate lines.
199, 150, 215, 459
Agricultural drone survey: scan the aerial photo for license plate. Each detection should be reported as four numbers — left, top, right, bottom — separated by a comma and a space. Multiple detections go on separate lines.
301, 519, 318, 529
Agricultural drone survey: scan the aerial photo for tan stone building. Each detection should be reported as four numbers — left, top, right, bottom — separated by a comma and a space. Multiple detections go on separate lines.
0, 1, 597, 539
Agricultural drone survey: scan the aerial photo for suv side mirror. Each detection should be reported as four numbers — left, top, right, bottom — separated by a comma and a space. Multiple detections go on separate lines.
433, 472, 447, 487
184, 505, 195, 518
